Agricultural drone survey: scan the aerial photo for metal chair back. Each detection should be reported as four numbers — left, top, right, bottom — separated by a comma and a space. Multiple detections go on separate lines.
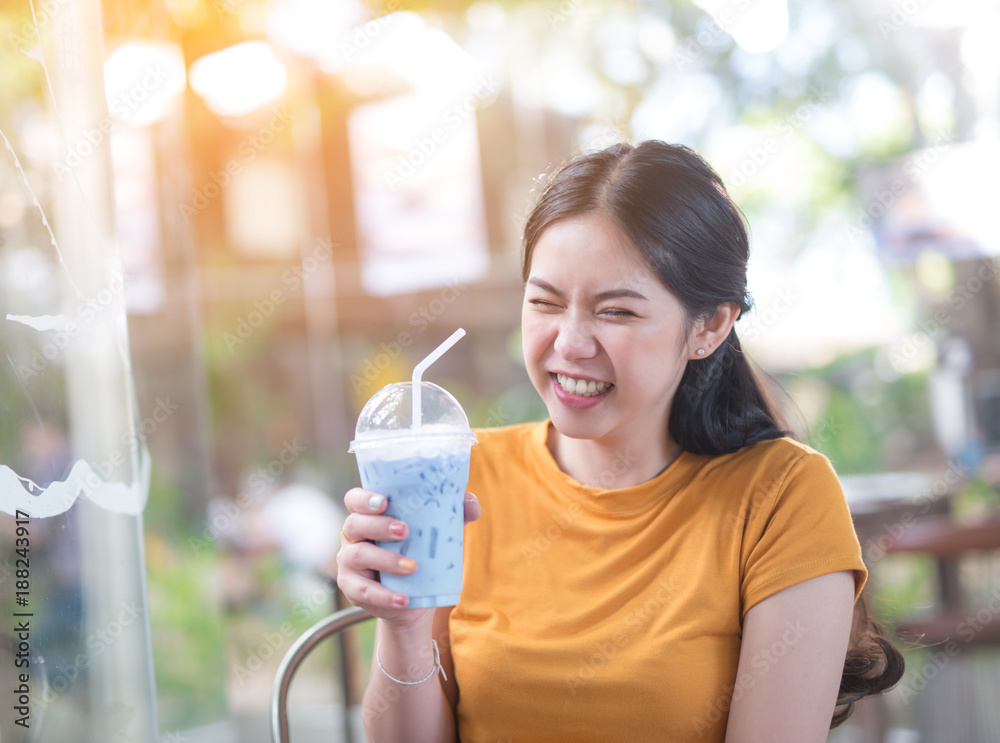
271, 606, 374, 743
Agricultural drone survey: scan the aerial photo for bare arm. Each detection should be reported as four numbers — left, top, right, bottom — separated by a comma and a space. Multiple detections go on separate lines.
337, 487, 479, 743
725, 571, 855, 743
361, 608, 457, 743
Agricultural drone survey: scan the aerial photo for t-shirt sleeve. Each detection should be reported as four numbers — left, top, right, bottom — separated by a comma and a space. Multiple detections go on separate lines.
740, 450, 867, 617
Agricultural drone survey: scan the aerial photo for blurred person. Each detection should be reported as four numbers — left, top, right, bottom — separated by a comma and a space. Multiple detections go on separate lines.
256, 477, 345, 575
221, 469, 345, 607
336, 141, 903, 742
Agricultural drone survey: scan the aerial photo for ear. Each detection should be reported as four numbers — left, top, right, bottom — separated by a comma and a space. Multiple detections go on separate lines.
688, 302, 741, 360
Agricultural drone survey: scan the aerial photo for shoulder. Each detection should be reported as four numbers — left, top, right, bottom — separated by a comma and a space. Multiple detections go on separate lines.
699, 436, 838, 486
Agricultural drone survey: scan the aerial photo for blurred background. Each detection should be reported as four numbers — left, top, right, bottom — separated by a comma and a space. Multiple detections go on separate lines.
1, 0, 999, 741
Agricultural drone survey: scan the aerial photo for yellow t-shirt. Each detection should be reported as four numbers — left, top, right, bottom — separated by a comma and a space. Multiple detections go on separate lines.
449, 420, 866, 743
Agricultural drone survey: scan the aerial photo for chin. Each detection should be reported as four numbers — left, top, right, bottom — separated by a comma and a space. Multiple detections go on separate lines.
546, 408, 607, 440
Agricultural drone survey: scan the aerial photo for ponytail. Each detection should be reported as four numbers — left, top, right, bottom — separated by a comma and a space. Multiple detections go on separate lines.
674, 328, 905, 725
832, 594, 906, 726
670, 329, 789, 454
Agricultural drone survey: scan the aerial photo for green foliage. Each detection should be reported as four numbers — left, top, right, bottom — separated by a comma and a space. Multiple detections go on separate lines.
871, 554, 937, 629
144, 466, 193, 538
145, 539, 228, 732
804, 385, 884, 473
796, 350, 932, 474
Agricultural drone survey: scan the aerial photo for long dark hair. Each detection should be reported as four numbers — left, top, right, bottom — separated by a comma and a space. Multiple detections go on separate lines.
521, 140, 903, 725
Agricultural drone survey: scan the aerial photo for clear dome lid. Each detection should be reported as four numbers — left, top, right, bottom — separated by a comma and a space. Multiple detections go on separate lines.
348, 381, 477, 453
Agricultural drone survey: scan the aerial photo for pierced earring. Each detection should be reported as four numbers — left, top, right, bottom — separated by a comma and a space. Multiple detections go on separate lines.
696, 348, 706, 357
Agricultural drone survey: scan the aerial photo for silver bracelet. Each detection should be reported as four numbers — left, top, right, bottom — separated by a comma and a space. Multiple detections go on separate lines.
375, 639, 448, 685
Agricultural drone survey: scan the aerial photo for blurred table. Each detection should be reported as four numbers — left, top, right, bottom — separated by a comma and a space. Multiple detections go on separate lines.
842, 470, 1000, 742
840, 471, 954, 743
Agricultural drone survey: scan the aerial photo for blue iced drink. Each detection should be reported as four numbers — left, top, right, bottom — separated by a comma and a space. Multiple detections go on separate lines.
358, 447, 471, 607
350, 380, 477, 609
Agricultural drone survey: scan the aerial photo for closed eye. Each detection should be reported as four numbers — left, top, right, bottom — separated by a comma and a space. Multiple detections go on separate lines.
600, 308, 637, 318
527, 298, 560, 310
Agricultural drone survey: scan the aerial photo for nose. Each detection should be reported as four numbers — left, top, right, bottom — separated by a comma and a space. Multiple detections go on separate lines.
554, 310, 598, 361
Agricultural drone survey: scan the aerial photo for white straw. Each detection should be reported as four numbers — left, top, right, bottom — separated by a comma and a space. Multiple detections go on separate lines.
412, 328, 466, 430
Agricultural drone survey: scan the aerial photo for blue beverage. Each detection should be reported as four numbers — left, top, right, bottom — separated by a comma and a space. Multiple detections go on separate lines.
359, 447, 471, 608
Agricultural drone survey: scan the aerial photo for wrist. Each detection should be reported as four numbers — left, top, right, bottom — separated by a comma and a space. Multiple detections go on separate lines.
376, 638, 447, 685
376, 615, 441, 684
378, 611, 435, 641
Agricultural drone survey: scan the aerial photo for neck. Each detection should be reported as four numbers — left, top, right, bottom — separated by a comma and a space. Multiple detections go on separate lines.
546, 423, 682, 489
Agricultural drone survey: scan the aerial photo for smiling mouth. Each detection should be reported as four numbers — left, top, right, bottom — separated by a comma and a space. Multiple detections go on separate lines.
554, 373, 614, 398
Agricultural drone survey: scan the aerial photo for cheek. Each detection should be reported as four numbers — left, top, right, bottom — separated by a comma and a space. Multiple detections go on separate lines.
610, 329, 683, 383
520, 312, 553, 359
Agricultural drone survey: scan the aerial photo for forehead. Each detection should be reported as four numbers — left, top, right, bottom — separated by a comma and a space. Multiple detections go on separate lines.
528, 213, 658, 291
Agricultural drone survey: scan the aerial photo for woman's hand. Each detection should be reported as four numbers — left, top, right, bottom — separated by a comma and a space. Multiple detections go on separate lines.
336, 488, 481, 628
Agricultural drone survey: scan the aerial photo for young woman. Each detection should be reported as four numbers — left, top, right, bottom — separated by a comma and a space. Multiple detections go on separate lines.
336, 140, 903, 742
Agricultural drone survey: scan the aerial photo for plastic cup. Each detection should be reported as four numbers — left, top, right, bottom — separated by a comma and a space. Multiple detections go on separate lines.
349, 381, 477, 608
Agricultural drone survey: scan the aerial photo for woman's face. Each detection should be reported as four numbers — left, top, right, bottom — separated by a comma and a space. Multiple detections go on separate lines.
521, 212, 697, 449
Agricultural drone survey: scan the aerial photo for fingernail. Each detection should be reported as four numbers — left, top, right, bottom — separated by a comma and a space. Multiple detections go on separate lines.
368, 494, 385, 510
398, 557, 416, 572
393, 594, 407, 607
389, 522, 406, 537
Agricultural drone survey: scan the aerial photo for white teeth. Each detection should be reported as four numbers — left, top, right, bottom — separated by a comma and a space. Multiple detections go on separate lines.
555, 373, 612, 397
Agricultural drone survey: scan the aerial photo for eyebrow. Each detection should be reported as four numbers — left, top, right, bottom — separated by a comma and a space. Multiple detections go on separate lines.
526, 277, 649, 302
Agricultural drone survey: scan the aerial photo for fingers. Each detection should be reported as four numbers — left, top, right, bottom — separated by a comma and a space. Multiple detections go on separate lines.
344, 487, 389, 515
338, 487, 480, 615
463, 492, 481, 524
339, 487, 416, 611
336, 539, 417, 611
340, 539, 417, 577
337, 569, 410, 609
342, 487, 408, 543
